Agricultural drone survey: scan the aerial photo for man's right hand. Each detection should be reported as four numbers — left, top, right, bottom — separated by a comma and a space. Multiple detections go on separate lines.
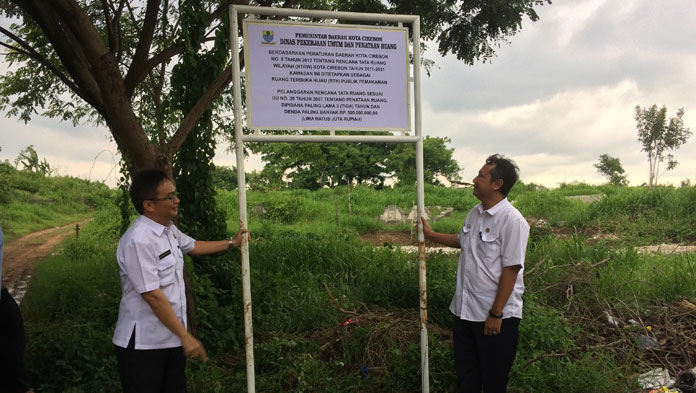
420, 217, 432, 238
181, 333, 208, 361
419, 216, 460, 248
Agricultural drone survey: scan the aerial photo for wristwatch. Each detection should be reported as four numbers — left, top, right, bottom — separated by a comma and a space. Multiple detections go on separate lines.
228, 237, 236, 248
488, 310, 503, 319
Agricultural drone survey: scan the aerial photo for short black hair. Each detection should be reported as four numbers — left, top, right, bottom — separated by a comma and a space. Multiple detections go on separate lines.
129, 169, 172, 215
485, 154, 519, 197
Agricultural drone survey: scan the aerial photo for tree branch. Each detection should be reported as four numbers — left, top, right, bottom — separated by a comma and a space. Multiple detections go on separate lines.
0, 40, 30, 57
10, 1, 105, 113
113, 0, 127, 62
47, 0, 158, 170
127, 35, 216, 92
122, 0, 255, 97
124, 0, 161, 97
164, 62, 233, 156
100, 0, 116, 52
0, 29, 85, 100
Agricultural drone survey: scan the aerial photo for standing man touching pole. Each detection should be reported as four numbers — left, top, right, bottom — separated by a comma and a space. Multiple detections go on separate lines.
421, 154, 529, 393
113, 169, 248, 393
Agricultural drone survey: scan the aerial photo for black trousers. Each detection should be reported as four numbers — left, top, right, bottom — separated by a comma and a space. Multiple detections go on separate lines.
0, 288, 30, 393
453, 317, 520, 393
114, 329, 187, 393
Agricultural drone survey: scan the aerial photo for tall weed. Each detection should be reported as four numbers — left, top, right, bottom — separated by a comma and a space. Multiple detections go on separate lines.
21, 207, 122, 392
0, 165, 115, 240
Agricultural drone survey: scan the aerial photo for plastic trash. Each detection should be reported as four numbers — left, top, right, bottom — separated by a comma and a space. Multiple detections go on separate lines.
649, 388, 682, 393
604, 311, 621, 328
343, 317, 359, 326
359, 364, 370, 380
639, 368, 674, 389
636, 334, 660, 350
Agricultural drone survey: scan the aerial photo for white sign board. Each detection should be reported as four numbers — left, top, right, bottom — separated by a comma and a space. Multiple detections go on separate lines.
244, 21, 409, 131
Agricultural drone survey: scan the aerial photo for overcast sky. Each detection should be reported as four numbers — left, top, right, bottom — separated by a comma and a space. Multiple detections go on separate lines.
1, 0, 695, 188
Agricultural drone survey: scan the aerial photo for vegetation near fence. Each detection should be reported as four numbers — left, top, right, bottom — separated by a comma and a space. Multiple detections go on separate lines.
4, 169, 696, 392
0, 162, 114, 241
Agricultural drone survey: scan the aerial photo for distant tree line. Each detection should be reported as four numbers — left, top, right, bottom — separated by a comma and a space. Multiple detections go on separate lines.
215, 135, 461, 191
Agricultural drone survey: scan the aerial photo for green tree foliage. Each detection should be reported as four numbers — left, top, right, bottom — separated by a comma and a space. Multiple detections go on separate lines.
0, 160, 14, 203
593, 154, 627, 186
212, 165, 239, 191
635, 105, 692, 189
246, 167, 287, 192
171, 0, 227, 242
255, 134, 461, 189
388, 136, 461, 185
13, 145, 53, 176
334, 0, 551, 65
253, 132, 395, 189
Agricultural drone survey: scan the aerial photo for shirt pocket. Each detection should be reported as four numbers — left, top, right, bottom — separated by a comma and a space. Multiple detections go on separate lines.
478, 229, 501, 264
460, 224, 472, 252
157, 254, 177, 286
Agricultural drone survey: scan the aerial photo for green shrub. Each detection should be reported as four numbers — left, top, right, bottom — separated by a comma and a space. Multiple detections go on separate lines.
22, 211, 122, 392
18, 182, 696, 392
0, 168, 116, 240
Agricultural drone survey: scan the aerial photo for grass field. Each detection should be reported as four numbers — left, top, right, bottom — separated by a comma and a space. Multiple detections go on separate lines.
4, 168, 696, 392
0, 162, 114, 241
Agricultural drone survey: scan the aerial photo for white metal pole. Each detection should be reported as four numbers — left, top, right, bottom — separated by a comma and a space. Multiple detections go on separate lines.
230, 6, 427, 392
412, 16, 429, 393
229, 6, 256, 393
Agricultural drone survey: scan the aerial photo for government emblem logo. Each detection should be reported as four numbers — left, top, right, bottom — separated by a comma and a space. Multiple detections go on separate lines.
262, 30, 274, 44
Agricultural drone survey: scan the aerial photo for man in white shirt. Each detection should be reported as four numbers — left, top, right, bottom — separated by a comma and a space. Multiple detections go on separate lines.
421, 154, 529, 393
114, 169, 248, 393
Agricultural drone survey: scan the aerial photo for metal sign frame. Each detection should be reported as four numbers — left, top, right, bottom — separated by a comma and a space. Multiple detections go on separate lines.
243, 20, 411, 132
229, 5, 428, 392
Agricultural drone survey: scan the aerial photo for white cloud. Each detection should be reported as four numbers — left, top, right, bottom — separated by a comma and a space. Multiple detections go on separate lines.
544, 0, 609, 47
423, 78, 695, 187
0, 116, 119, 186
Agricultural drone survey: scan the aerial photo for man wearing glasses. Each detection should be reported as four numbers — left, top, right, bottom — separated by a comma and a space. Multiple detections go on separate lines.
113, 169, 248, 393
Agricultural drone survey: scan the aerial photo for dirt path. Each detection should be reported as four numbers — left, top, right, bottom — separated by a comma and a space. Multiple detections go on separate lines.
2, 219, 92, 301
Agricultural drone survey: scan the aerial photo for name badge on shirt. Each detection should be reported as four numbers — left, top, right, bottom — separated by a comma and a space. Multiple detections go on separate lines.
159, 250, 172, 260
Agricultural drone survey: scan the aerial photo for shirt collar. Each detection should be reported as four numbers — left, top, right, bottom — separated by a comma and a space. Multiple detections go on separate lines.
476, 197, 509, 216
137, 215, 170, 236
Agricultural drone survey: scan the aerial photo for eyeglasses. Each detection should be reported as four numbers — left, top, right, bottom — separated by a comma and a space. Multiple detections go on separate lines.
147, 192, 178, 202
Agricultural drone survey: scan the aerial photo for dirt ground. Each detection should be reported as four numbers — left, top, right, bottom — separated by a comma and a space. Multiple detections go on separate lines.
360, 230, 450, 248
1, 219, 92, 296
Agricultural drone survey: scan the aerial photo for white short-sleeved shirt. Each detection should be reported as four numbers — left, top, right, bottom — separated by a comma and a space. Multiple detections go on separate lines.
113, 215, 195, 349
450, 198, 530, 322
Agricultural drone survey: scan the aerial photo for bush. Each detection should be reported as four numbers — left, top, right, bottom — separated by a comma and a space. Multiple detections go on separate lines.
18, 183, 696, 392
22, 208, 122, 392
0, 168, 116, 240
